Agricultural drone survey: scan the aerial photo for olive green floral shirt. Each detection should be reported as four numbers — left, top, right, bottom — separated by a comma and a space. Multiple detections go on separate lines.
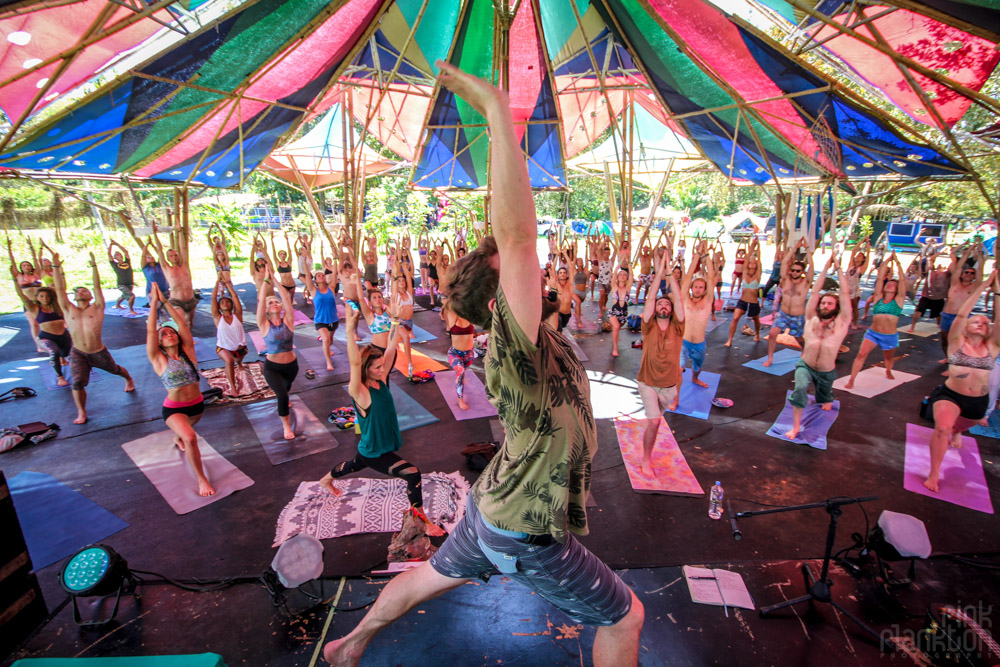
473, 287, 597, 542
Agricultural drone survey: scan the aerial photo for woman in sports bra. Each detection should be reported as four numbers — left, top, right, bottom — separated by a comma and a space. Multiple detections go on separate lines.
257, 263, 299, 441
12, 268, 71, 385
730, 245, 746, 295
844, 252, 904, 390
417, 232, 431, 295
724, 238, 763, 345
272, 231, 298, 301
390, 246, 416, 376
146, 283, 214, 497
443, 302, 476, 410
211, 277, 247, 397
7, 238, 46, 352
295, 231, 314, 305
573, 257, 588, 322
303, 267, 340, 371
924, 271, 1000, 493
608, 268, 633, 358
845, 241, 869, 330
354, 269, 393, 354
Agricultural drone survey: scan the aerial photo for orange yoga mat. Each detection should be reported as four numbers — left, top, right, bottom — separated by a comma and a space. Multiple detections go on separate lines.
394, 347, 449, 375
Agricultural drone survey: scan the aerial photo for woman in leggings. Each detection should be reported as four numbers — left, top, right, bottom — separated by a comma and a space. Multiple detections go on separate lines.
11, 263, 71, 386
443, 302, 475, 410
146, 284, 214, 496
303, 268, 339, 371
319, 305, 444, 535
257, 266, 298, 440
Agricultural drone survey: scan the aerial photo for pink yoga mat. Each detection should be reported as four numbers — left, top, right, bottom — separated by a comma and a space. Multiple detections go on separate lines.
248, 330, 297, 352
904, 423, 994, 514
433, 369, 497, 421
614, 417, 704, 496
292, 310, 312, 326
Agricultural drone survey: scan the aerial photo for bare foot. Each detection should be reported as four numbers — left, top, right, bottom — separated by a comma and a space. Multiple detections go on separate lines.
667, 398, 679, 412
458, 397, 470, 410
762, 358, 773, 367
326, 363, 335, 371
129, 310, 139, 316
283, 427, 296, 440
198, 478, 216, 497
612, 349, 618, 357
821, 403, 833, 411
61, 357, 69, 366
319, 474, 343, 497
785, 427, 800, 439
73, 413, 87, 425
124, 379, 135, 392
885, 370, 894, 380
724, 340, 732, 347
693, 378, 709, 388
844, 380, 854, 390
950, 431, 963, 449
57, 376, 69, 387
639, 459, 654, 477
754, 335, 760, 342
324, 637, 366, 667
908, 326, 915, 333
922, 475, 939, 492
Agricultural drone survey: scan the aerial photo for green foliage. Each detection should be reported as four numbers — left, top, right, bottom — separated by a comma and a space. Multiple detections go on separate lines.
199, 202, 248, 246
363, 177, 432, 243
857, 216, 873, 241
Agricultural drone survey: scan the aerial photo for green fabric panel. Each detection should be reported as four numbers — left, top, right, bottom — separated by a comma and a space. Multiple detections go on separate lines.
399, 0, 462, 75
452, 0, 494, 184
537, 0, 591, 57
12, 654, 226, 667
120, 0, 331, 172
618, 0, 803, 169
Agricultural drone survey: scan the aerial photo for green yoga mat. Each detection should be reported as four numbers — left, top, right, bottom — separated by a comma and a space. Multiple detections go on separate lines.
13, 654, 227, 667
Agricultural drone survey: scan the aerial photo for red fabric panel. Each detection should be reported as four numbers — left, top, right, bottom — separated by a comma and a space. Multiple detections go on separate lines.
813, 7, 999, 128
508, 0, 543, 143
644, 0, 839, 175
136, 0, 381, 178
0, 0, 165, 121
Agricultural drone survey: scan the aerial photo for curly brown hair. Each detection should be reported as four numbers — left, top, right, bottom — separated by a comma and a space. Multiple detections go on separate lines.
444, 235, 498, 330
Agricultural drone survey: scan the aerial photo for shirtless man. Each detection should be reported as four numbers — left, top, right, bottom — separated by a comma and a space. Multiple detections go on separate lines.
678, 245, 717, 390
50, 250, 135, 424
636, 241, 653, 304
551, 266, 574, 333
785, 257, 851, 440
763, 238, 813, 367
937, 245, 983, 359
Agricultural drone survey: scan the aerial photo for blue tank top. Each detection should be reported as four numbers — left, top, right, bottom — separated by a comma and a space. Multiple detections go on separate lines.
263, 320, 294, 354
355, 381, 402, 458
313, 288, 338, 325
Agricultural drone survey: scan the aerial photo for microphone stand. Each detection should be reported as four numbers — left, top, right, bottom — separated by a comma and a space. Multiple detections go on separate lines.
737, 496, 889, 652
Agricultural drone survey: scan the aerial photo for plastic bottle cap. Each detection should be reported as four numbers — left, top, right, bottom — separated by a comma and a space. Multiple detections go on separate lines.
715, 481, 721, 485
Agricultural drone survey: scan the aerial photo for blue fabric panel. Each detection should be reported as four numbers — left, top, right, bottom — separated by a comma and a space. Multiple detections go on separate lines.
524, 122, 566, 187
353, 29, 426, 79
553, 28, 637, 77
413, 129, 480, 188
0, 79, 133, 172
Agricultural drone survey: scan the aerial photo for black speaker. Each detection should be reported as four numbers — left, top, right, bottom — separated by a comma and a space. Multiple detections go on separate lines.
0, 471, 48, 659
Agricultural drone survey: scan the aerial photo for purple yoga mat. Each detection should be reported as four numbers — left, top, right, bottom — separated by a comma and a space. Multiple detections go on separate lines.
433, 369, 497, 421
766, 391, 839, 450
904, 423, 994, 514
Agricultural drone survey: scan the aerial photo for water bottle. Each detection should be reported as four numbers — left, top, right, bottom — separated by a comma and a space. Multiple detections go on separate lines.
708, 481, 724, 520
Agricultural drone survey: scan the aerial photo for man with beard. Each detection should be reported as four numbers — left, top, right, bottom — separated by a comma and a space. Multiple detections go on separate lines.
50, 250, 135, 424
785, 256, 851, 440
550, 265, 574, 332
937, 245, 983, 359
763, 238, 813, 368
677, 245, 717, 390
638, 247, 685, 475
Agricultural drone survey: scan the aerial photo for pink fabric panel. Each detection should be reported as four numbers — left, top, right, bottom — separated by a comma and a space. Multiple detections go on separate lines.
644, 0, 838, 175
136, 0, 380, 177
342, 81, 429, 160
507, 0, 544, 143
557, 74, 645, 158
814, 8, 1000, 128
0, 0, 164, 121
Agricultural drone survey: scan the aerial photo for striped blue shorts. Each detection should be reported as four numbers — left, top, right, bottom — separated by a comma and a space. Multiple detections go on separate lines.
430, 494, 633, 626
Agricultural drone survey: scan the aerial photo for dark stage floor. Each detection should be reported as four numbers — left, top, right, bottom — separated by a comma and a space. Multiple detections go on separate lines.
1, 282, 998, 666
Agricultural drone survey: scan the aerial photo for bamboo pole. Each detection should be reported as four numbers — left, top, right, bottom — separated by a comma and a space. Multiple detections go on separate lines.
631, 161, 673, 265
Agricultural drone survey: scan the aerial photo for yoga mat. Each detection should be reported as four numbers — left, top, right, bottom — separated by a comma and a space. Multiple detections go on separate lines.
341, 382, 439, 432
433, 369, 497, 421
333, 319, 373, 345
243, 395, 339, 465
562, 331, 589, 361
394, 347, 449, 375
248, 329, 297, 352
759, 313, 775, 326
705, 317, 728, 333
122, 432, 254, 514
670, 371, 721, 421
744, 348, 800, 376
200, 361, 274, 405
613, 417, 704, 496
766, 391, 840, 450
297, 343, 351, 376
273, 472, 470, 546
904, 423, 994, 514
38, 361, 100, 391
10, 655, 226, 667
192, 337, 216, 364
832, 368, 920, 398
409, 324, 437, 343
292, 309, 312, 326
899, 320, 939, 338
103, 305, 150, 319
970, 410, 1000, 439
0, 325, 17, 348
8, 471, 129, 570
777, 332, 802, 349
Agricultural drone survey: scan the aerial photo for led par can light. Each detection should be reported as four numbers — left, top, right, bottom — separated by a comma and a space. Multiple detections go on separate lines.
58, 545, 133, 626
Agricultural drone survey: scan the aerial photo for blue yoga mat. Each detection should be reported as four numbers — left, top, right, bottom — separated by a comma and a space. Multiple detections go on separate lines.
669, 370, 721, 421
970, 410, 1000, 440
8, 471, 129, 570
766, 391, 839, 450
409, 324, 437, 343
744, 348, 800, 376
341, 382, 438, 432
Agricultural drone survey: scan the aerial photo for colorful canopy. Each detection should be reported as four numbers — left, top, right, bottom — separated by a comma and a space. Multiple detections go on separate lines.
0, 0, 977, 191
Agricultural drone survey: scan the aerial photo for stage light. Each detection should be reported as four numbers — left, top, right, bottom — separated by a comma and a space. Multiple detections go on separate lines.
58, 545, 135, 627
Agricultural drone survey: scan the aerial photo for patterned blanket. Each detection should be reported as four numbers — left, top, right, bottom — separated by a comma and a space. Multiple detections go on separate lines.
200, 361, 274, 406
273, 471, 469, 547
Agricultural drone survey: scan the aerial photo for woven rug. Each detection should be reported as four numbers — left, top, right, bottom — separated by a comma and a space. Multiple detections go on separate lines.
273, 471, 469, 547
200, 361, 275, 406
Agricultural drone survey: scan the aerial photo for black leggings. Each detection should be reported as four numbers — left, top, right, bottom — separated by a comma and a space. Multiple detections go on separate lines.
761, 274, 781, 300
330, 451, 423, 507
263, 358, 298, 416
39, 330, 72, 377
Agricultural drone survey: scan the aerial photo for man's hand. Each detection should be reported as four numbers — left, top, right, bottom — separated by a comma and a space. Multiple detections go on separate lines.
88, 252, 96, 268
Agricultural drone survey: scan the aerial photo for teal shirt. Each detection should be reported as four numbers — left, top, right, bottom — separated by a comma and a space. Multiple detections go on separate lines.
355, 380, 403, 458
